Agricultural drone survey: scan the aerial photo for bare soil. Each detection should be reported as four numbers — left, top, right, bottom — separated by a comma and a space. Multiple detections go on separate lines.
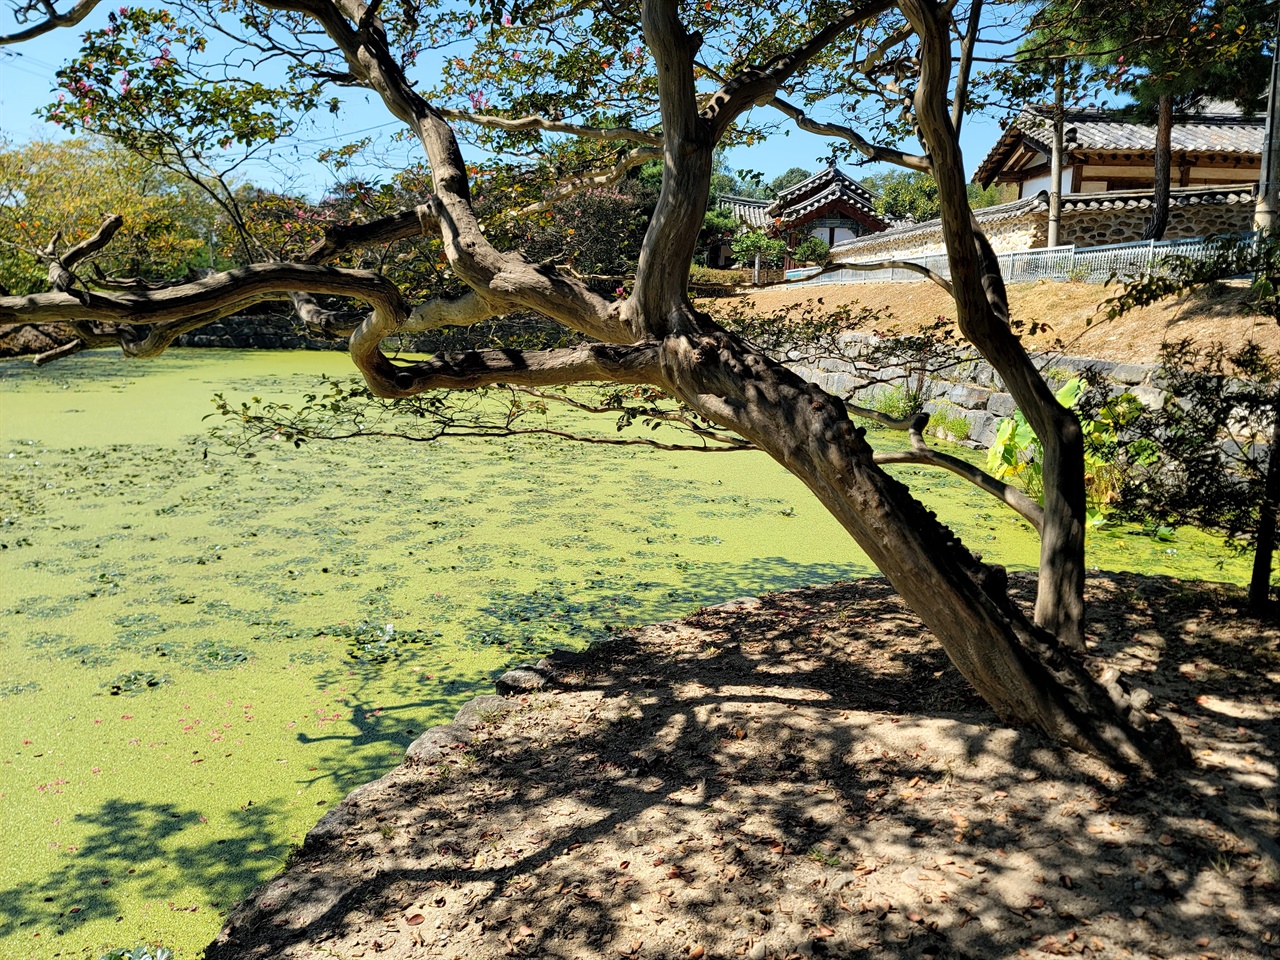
206, 573, 1279, 960
719, 280, 1280, 364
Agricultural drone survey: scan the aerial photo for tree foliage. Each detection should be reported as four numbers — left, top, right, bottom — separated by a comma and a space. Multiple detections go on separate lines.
1107, 233, 1280, 613
768, 166, 813, 196
0, 137, 215, 294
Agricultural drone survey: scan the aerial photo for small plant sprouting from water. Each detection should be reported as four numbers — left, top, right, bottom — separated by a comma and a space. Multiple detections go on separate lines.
97, 946, 173, 960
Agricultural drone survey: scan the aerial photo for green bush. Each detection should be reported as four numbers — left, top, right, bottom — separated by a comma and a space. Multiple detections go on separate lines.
792, 236, 830, 265
868, 385, 923, 420
927, 404, 971, 442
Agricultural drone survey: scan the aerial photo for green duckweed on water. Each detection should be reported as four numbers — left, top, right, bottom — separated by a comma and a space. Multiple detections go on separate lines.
0, 349, 1257, 958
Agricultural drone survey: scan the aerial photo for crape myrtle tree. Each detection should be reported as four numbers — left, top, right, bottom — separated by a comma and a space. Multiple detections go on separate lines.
0, 0, 1189, 772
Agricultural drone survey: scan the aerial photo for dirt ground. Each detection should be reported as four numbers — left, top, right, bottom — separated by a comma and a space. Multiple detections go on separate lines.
206, 573, 1279, 960
718, 280, 1280, 364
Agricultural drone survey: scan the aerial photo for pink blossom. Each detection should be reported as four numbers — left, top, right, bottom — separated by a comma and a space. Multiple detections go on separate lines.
502, 13, 511, 25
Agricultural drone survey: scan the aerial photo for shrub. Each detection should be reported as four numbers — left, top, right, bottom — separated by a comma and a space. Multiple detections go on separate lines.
792, 236, 830, 265
868, 384, 923, 420
689, 265, 743, 286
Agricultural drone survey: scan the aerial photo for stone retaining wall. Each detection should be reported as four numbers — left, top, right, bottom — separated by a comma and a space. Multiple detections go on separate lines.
173, 311, 346, 350
789, 332, 1167, 449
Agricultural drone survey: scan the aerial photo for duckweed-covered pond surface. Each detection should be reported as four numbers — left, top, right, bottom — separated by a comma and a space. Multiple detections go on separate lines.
0, 349, 1256, 959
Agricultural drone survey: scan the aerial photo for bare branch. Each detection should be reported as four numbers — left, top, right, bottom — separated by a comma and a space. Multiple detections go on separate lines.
834, 257, 954, 295
849, 408, 1045, 532
438, 109, 663, 147
514, 145, 663, 216
303, 204, 439, 264
703, 2, 894, 138
952, 0, 983, 133
0, 262, 409, 327
515, 386, 754, 448
0, 0, 100, 44
40, 214, 125, 295
768, 96, 932, 173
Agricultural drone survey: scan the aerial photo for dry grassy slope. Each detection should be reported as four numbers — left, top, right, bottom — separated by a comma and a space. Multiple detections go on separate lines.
720, 280, 1280, 365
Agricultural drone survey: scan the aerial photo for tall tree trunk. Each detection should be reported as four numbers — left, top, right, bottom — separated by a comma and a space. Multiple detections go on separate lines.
1249, 400, 1280, 616
1144, 94, 1174, 241
902, 0, 1087, 650
1048, 65, 1064, 248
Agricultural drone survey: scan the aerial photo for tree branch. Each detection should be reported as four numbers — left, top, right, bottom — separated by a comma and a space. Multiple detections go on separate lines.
833, 257, 954, 294
515, 145, 663, 216
852, 408, 1045, 533
768, 95, 933, 172
702, 2, 894, 139
0, 262, 408, 327
437, 108, 663, 147
0, 0, 100, 44
951, 0, 983, 133
345, 339, 663, 399
303, 204, 439, 263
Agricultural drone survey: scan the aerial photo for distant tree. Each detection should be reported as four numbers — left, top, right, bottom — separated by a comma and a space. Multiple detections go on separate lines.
864, 170, 940, 222
967, 182, 1014, 209
768, 167, 812, 196
1032, 0, 1272, 240
792, 235, 830, 264
731, 229, 786, 282
0, 137, 214, 294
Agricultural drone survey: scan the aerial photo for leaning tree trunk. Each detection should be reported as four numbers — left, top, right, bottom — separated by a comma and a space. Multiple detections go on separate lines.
1143, 94, 1174, 242
659, 330, 1189, 775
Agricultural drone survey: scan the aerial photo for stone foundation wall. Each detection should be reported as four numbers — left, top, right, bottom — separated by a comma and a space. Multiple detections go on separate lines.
830, 218, 1043, 263
173, 312, 346, 350
1060, 201, 1255, 248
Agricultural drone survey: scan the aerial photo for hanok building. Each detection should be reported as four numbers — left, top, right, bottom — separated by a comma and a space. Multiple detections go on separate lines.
973, 104, 1263, 198
768, 165, 890, 256
708, 165, 889, 268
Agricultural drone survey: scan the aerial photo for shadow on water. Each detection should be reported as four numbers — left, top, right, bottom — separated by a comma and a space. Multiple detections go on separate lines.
0, 797, 292, 947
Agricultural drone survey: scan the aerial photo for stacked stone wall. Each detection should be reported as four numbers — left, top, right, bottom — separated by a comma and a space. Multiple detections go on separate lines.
1060, 201, 1255, 248
789, 331, 1169, 450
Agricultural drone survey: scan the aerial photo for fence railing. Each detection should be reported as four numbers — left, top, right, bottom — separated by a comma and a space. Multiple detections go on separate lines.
782, 233, 1252, 286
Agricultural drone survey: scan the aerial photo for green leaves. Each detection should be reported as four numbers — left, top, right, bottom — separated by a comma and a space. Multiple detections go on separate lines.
40, 6, 323, 170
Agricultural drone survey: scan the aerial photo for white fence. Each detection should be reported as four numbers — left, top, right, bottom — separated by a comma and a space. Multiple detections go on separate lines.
784, 234, 1249, 286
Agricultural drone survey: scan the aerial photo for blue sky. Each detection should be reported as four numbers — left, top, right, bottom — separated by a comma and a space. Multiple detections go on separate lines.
1, 13, 1015, 195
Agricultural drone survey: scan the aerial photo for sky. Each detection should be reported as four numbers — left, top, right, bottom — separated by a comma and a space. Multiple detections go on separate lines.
0, 9, 1017, 196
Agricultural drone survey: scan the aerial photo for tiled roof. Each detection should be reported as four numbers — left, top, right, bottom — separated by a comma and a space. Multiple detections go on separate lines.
770, 180, 890, 230
830, 194, 1046, 253
717, 194, 772, 229
974, 106, 1264, 186
767, 165, 888, 231
773, 165, 878, 208
830, 184, 1257, 258
1056, 184, 1256, 213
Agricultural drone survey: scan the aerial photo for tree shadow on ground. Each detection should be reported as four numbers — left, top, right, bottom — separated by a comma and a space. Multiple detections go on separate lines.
204, 571, 1278, 960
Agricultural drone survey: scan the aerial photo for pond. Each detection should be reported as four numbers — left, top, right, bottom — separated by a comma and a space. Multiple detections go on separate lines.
0, 349, 1254, 958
